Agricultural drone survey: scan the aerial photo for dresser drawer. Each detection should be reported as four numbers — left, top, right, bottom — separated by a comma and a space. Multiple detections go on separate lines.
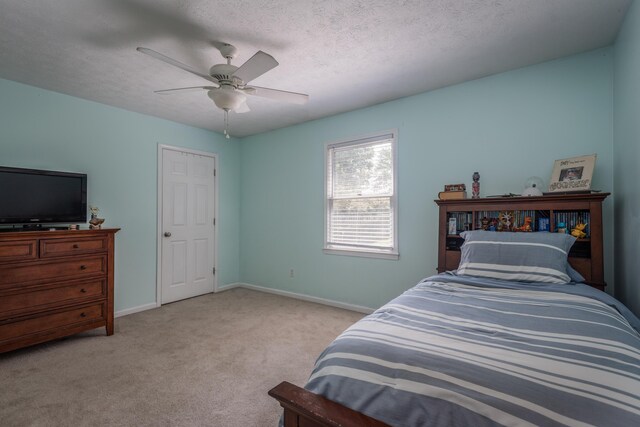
0, 255, 107, 287
0, 303, 104, 342
0, 279, 106, 318
40, 236, 108, 258
0, 240, 37, 262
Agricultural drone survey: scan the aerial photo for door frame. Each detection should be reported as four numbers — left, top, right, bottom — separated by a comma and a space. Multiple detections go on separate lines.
156, 144, 219, 307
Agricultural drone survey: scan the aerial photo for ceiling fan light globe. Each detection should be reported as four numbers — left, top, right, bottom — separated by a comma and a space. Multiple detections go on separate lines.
207, 87, 247, 111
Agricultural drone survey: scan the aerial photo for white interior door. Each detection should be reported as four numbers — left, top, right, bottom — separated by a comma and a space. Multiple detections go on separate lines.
161, 147, 216, 304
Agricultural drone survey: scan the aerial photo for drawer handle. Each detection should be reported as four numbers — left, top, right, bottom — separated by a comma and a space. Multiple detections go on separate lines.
80, 265, 88, 270
73, 244, 79, 249
80, 312, 86, 318
80, 288, 87, 293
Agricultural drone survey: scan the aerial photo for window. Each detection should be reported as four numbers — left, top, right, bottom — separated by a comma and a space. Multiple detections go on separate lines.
324, 130, 398, 259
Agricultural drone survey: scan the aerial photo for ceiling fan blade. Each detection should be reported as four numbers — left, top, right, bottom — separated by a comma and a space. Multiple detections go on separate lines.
137, 47, 219, 84
233, 51, 278, 84
154, 86, 218, 95
244, 85, 309, 105
235, 100, 250, 113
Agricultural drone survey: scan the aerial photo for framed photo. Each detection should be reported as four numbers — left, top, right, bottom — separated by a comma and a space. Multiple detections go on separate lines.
547, 154, 596, 193
448, 218, 457, 235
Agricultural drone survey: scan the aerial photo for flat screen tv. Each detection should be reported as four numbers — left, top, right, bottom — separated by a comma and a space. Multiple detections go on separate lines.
0, 166, 87, 225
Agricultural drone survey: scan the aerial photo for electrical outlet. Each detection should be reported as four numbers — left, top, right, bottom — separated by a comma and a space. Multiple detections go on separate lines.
289, 268, 294, 278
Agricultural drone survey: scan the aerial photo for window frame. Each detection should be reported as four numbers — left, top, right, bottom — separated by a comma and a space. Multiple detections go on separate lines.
323, 129, 399, 260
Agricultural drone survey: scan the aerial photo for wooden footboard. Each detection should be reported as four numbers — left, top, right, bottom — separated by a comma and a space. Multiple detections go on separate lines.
268, 381, 390, 427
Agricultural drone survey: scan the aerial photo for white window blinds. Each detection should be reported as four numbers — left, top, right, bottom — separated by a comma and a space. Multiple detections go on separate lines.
325, 132, 397, 257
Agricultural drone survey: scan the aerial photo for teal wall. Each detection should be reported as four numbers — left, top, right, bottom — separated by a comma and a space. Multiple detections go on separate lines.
0, 46, 621, 314
0, 79, 241, 313
614, 0, 640, 315
240, 48, 615, 309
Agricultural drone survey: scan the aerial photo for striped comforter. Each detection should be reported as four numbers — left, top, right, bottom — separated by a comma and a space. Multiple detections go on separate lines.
305, 275, 640, 427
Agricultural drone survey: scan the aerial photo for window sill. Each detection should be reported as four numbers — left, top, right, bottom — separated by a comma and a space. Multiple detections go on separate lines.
323, 247, 399, 260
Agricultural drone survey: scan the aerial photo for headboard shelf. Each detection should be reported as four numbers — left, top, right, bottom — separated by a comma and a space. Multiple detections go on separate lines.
435, 193, 609, 291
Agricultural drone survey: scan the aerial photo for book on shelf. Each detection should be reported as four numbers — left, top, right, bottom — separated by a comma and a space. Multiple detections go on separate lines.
447, 212, 473, 234
438, 190, 467, 200
444, 183, 466, 192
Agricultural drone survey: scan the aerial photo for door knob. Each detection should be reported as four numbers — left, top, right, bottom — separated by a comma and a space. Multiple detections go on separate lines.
164, 232, 172, 237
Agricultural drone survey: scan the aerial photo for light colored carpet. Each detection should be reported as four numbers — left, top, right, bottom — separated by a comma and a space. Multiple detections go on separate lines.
0, 288, 364, 427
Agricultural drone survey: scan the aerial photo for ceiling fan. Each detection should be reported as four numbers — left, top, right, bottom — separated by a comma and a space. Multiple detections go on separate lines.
137, 43, 309, 138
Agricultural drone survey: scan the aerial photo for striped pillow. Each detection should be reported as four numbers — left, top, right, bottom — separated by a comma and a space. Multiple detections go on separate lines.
457, 230, 576, 284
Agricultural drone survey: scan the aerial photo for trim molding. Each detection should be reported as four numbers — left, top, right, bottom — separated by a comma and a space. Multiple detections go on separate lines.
115, 283, 375, 318
323, 129, 399, 261
215, 283, 242, 292
223, 282, 375, 314
156, 144, 219, 307
115, 302, 158, 318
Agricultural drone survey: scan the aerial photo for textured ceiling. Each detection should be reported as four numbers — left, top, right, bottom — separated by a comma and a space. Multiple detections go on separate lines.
0, 0, 631, 137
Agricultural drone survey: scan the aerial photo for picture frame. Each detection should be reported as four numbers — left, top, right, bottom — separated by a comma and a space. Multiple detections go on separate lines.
448, 218, 457, 235
547, 154, 596, 193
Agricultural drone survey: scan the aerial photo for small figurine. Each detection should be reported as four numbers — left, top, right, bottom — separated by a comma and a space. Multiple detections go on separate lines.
498, 211, 513, 232
472, 172, 480, 199
557, 222, 567, 234
515, 216, 533, 232
481, 217, 489, 230
488, 218, 498, 231
571, 223, 588, 239
89, 206, 105, 230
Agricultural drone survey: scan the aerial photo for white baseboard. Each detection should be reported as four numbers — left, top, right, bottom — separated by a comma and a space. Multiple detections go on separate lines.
115, 302, 158, 318
215, 283, 242, 292
230, 282, 375, 314
116, 283, 374, 317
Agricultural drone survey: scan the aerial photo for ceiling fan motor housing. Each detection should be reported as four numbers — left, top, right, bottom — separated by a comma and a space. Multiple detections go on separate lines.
209, 63, 239, 84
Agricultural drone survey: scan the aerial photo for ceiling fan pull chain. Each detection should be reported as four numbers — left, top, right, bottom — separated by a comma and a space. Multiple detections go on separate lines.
224, 109, 230, 139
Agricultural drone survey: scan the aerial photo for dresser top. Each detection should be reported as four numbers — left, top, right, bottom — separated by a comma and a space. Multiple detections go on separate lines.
0, 228, 120, 239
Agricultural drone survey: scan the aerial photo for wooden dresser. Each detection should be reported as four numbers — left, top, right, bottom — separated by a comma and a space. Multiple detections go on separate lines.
0, 228, 119, 353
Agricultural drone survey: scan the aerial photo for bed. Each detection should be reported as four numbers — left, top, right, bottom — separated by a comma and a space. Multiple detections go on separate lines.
269, 231, 640, 426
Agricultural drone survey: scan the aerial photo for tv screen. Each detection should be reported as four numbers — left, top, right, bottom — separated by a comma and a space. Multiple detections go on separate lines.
0, 166, 87, 224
